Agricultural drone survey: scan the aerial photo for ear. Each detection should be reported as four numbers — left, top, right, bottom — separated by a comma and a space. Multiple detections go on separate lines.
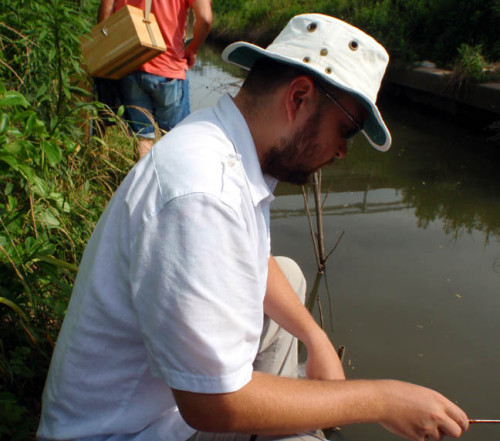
283, 76, 316, 123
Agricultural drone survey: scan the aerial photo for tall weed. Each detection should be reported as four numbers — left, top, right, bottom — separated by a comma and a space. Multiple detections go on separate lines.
0, 1, 135, 438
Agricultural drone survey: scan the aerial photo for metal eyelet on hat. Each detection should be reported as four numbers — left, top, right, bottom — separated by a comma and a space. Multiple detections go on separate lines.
325, 67, 332, 74
307, 23, 317, 32
303, 56, 311, 63
349, 40, 359, 51
320, 48, 328, 56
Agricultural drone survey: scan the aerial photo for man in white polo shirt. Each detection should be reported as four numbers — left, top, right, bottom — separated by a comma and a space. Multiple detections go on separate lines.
38, 14, 469, 441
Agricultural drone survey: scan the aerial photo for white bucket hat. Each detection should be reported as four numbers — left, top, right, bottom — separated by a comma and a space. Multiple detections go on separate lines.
222, 13, 392, 151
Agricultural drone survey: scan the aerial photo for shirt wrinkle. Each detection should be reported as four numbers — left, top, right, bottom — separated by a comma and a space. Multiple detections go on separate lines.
129, 190, 242, 253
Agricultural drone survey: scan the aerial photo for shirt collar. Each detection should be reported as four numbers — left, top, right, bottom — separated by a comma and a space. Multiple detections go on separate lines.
214, 94, 277, 206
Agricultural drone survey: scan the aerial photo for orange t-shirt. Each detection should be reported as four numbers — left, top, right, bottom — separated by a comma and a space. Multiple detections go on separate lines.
115, 0, 193, 79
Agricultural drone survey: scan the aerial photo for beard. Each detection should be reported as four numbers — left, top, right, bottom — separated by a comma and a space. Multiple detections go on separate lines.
261, 107, 325, 185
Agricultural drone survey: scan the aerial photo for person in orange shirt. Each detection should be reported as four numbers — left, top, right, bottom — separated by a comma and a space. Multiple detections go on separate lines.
98, 0, 212, 157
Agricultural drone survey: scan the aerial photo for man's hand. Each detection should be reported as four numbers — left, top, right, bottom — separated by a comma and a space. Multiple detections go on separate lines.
184, 49, 197, 68
97, 0, 115, 22
377, 380, 469, 441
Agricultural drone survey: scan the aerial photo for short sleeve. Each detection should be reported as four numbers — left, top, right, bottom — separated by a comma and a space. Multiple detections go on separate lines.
129, 193, 264, 394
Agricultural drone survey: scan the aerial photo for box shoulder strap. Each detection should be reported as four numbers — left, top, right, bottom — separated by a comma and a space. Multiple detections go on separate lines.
143, 0, 158, 47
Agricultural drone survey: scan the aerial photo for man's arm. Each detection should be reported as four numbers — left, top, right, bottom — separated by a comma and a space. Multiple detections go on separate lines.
184, 0, 213, 67
97, 0, 115, 22
173, 255, 469, 440
173, 372, 469, 441
265, 255, 345, 380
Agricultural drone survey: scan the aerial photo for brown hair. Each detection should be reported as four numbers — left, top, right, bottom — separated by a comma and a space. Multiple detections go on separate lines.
241, 57, 310, 94
241, 57, 343, 102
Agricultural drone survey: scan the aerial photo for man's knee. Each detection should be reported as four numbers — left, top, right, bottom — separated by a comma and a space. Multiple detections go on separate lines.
273, 256, 306, 303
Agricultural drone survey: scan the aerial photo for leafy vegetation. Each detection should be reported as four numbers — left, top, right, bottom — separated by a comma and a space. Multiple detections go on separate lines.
0, 1, 135, 438
451, 44, 490, 87
211, 0, 500, 81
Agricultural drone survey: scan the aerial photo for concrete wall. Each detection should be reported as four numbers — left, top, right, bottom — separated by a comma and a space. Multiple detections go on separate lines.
383, 65, 500, 126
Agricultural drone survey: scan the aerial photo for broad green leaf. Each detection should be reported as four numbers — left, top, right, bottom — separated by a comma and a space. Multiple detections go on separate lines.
13, 109, 35, 124
69, 85, 91, 97
24, 113, 37, 136
32, 117, 48, 135
30, 175, 50, 196
7, 195, 18, 210
5, 182, 14, 195
36, 242, 57, 256
18, 165, 37, 187
0, 91, 29, 108
35, 83, 48, 100
48, 192, 64, 206
0, 153, 19, 170
41, 140, 62, 166
6, 126, 23, 137
50, 116, 58, 132
63, 86, 71, 100
38, 208, 60, 228
48, 47, 57, 63
0, 113, 8, 134
3, 141, 24, 155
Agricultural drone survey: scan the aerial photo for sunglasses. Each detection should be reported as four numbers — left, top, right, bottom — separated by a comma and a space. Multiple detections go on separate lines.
315, 83, 364, 140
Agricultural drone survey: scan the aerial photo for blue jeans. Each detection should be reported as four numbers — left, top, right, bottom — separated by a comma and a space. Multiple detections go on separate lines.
119, 71, 191, 138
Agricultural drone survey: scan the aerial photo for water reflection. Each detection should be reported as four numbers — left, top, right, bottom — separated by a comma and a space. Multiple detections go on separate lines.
191, 43, 500, 441
276, 106, 500, 242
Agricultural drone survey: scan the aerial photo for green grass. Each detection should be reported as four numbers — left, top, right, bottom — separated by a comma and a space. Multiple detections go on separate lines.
211, 0, 500, 81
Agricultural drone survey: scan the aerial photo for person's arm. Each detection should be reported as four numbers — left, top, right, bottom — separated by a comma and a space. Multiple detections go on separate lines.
173, 255, 469, 439
265, 255, 345, 380
173, 372, 469, 440
184, 0, 213, 68
97, 0, 115, 22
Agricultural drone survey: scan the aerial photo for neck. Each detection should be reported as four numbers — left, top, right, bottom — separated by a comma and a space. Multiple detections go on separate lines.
233, 90, 284, 168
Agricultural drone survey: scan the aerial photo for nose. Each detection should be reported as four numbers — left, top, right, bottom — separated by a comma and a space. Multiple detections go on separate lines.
334, 142, 347, 159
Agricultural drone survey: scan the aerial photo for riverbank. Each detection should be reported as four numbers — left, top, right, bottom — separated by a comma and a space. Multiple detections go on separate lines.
382, 63, 500, 132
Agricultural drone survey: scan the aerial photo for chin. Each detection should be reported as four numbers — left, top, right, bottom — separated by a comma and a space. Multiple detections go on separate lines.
279, 170, 313, 186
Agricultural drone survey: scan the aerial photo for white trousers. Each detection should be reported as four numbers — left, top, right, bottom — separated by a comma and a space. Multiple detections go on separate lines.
188, 257, 327, 441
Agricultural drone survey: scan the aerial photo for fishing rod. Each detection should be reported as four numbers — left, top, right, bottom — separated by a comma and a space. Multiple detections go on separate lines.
469, 419, 500, 424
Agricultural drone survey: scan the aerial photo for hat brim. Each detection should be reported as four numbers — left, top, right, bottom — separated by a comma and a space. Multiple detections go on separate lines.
222, 42, 391, 152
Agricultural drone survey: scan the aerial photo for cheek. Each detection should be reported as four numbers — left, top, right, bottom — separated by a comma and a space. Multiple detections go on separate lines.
313, 138, 335, 161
